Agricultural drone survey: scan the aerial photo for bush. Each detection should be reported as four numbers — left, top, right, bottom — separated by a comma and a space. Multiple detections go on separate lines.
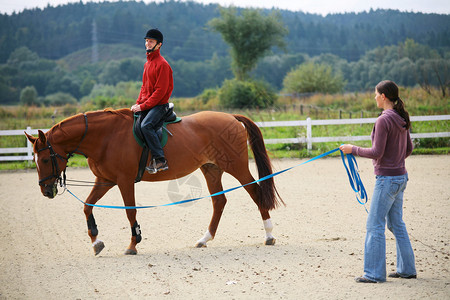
20, 86, 39, 106
197, 88, 218, 104
43, 92, 77, 106
283, 62, 346, 94
218, 78, 276, 109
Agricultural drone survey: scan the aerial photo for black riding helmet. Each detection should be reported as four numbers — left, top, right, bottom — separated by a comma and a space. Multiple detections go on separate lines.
144, 28, 163, 44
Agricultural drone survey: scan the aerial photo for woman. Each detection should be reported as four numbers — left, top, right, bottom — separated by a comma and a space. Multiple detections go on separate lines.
340, 80, 416, 283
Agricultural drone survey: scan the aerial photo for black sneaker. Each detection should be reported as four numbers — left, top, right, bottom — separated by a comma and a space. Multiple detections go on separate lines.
388, 272, 417, 279
355, 276, 377, 283
146, 158, 169, 174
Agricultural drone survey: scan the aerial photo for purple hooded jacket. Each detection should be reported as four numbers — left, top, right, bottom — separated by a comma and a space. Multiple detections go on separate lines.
352, 109, 413, 176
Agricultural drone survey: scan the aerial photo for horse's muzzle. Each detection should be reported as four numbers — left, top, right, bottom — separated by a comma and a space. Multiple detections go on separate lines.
42, 183, 58, 199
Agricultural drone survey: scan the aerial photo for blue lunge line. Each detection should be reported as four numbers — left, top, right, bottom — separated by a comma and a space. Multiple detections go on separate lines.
339, 151, 368, 212
67, 147, 368, 210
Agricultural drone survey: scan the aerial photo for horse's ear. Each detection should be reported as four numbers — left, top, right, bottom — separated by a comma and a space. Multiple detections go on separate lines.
24, 132, 37, 144
38, 130, 47, 144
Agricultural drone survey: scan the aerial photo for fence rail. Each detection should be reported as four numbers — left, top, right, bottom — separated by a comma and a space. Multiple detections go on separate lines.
1, 115, 449, 161
257, 115, 450, 150
0, 128, 49, 161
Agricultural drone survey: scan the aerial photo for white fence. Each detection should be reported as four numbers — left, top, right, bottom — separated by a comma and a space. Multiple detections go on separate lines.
1, 115, 449, 161
0, 128, 49, 161
258, 115, 450, 150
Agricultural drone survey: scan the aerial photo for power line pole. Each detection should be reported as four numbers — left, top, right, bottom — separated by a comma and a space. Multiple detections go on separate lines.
92, 19, 99, 63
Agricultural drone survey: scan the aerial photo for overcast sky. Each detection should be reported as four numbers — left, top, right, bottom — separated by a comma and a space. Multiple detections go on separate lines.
1, 0, 449, 15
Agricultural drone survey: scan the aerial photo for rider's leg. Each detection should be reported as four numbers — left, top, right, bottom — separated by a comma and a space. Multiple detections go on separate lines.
140, 104, 168, 171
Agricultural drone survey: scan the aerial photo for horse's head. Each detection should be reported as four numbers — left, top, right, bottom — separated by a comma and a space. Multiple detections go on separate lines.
25, 130, 68, 199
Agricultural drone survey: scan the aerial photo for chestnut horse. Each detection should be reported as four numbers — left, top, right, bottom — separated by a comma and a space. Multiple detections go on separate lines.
25, 108, 283, 255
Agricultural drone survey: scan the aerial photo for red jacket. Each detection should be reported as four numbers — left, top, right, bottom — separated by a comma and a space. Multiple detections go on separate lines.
136, 49, 173, 111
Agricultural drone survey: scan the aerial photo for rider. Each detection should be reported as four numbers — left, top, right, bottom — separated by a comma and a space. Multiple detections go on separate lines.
131, 28, 173, 174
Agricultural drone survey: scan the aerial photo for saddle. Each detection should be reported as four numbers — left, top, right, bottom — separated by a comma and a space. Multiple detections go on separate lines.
133, 103, 181, 182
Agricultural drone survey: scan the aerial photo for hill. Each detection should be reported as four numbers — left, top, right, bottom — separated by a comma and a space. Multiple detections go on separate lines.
0, 1, 449, 63
0, 1, 448, 103
59, 43, 144, 71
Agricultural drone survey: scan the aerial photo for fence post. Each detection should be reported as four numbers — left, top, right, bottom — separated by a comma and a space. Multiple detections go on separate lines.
26, 126, 33, 159
306, 117, 312, 151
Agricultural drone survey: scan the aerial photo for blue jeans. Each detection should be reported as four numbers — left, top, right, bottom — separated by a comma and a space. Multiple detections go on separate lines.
140, 104, 169, 160
364, 174, 416, 282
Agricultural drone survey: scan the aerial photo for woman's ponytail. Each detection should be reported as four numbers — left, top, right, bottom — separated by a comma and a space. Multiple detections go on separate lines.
394, 97, 411, 130
376, 80, 411, 130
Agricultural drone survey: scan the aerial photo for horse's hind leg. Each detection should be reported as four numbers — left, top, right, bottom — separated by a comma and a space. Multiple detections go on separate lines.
231, 169, 276, 246
84, 177, 115, 255
196, 163, 226, 248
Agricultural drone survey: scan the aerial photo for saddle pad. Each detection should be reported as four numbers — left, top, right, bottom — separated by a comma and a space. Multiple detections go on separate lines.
133, 115, 181, 148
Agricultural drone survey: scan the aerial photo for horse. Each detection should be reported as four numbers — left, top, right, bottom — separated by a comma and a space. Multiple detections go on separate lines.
25, 108, 284, 255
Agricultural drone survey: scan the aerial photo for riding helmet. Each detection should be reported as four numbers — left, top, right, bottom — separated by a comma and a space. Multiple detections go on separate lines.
144, 28, 163, 44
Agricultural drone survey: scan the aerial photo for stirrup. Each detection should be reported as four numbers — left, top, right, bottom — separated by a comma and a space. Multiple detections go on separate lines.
145, 158, 168, 174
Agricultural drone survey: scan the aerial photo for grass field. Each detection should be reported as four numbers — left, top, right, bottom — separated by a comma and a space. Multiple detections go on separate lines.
1, 87, 448, 170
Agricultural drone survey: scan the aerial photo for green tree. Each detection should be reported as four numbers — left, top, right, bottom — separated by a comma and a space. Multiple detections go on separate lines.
7, 47, 39, 65
20, 86, 38, 106
80, 78, 96, 96
0, 65, 18, 104
44, 92, 77, 106
45, 75, 81, 99
253, 53, 307, 89
99, 58, 143, 85
415, 58, 450, 97
400, 38, 440, 62
283, 62, 346, 94
209, 7, 287, 80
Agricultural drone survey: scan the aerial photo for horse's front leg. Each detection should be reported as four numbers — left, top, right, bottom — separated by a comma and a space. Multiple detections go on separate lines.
84, 177, 115, 255
117, 180, 142, 255
196, 164, 226, 248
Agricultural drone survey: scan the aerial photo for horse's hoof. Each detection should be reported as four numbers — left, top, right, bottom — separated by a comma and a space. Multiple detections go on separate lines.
93, 240, 105, 256
265, 237, 276, 246
124, 248, 137, 255
195, 242, 207, 248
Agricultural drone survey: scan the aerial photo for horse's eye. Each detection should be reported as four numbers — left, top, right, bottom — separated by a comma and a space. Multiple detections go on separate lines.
42, 158, 50, 164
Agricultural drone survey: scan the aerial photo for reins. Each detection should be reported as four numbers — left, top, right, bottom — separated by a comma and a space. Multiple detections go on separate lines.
64, 179, 115, 187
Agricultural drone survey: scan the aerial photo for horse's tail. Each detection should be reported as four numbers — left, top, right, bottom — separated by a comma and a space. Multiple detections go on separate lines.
233, 114, 284, 210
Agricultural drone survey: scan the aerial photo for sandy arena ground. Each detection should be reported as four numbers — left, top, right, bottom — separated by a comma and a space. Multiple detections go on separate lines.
0, 155, 449, 299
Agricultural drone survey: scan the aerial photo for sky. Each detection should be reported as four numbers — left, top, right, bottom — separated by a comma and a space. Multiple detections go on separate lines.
0, 0, 449, 15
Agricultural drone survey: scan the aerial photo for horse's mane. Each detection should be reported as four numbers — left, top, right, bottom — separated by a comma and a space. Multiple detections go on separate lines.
48, 108, 133, 136
102, 107, 133, 119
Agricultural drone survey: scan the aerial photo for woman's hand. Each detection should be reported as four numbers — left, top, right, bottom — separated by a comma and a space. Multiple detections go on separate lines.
339, 144, 353, 154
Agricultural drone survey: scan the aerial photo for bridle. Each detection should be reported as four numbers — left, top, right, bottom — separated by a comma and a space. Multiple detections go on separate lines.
36, 114, 89, 188
37, 141, 68, 188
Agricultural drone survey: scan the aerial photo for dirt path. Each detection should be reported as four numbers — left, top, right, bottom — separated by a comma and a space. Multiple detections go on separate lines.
0, 155, 449, 299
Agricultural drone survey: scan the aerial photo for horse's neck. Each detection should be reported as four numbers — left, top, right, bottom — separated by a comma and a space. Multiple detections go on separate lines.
49, 114, 104, 156
49, 114, 87, 153
52, 111, 129, 157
